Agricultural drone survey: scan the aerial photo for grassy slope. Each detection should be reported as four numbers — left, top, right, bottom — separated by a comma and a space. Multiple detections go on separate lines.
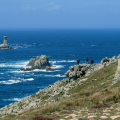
3, 61, 120, 120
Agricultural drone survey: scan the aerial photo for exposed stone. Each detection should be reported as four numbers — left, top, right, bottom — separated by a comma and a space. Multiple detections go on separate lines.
65, 56, 118, 80
20, 55, 51, 71
46, 66, 55, 71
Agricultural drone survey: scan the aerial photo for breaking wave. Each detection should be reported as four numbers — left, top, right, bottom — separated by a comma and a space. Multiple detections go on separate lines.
0, 78, 34, 85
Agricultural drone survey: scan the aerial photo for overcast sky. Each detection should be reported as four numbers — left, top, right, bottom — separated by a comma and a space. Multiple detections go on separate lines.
0, 0, 120, 29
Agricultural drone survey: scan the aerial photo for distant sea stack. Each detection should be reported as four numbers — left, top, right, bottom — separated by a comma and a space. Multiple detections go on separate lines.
19, 55, 53, 71
0, 36, 14, 49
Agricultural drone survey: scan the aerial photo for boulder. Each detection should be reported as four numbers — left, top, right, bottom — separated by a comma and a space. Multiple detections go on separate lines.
65, 64, 90, 81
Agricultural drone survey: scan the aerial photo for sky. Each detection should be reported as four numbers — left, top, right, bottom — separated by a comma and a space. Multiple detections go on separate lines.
0, 0, 120, 29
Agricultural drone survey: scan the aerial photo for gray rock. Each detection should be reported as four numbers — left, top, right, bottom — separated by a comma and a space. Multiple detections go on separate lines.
46, 66, 55, 71
27, 59, 36, 66
65, 56, 118, 80
20, 55, 51, 71
111, 56, 117, 62
118, 54, 120, 59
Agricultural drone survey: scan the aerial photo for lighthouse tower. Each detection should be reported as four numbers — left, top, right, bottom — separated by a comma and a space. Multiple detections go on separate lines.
3, 36, 7, 46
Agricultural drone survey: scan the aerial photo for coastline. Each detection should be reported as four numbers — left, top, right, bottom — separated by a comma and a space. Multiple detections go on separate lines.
0, 55, 119, 118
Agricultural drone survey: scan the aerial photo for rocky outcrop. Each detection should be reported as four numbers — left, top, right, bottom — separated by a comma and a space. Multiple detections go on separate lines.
46, 66, 55, 71
20, 55, 51, 71
0, 44, 14, 49
65, 55, 119, 81
65, 64, 90, 81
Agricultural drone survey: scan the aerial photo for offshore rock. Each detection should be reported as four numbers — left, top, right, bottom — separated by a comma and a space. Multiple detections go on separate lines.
20, 55, 51, 71
46, 66, 55, 71
0, 45, 14, 49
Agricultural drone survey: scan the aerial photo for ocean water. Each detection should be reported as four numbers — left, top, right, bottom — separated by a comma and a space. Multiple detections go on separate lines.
0, 29, 120, 108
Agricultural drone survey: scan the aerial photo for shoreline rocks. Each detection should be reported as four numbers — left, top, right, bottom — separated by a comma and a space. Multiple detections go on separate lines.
65, 55, 119, 81
46, 66, 55, 71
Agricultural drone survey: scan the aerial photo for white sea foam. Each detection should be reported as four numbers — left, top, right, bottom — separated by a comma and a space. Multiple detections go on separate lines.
33, 69, 46, 72
0, 80, 21, 84
0, 78, 34, 85
42, 74, 66, 77
49, 61, 57, 64
0, 73, 4, 74
51, 65, 64, 69
0, 61, 29, 68
13, 44, 32, 49
50, 60, 76, 64
55, 74, 66, 77
23, 78, 34, 81
3, 98, 21, 102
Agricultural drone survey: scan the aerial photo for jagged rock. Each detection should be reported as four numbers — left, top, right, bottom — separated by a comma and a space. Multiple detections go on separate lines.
118, 54, 120, 59
27, 58, 36, 66
46, 66, 55, 71
60, 74, 64, 76
65, 56, 118, 80
20, 55, 51, 71
19, 67, 34, 71
111, 56, 117, 62
65, 64, 90, 80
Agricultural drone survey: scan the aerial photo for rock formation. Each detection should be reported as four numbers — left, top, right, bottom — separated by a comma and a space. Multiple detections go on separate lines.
65, 55, 119, 82
46, 66, 55, 71
20, 55, 51, 71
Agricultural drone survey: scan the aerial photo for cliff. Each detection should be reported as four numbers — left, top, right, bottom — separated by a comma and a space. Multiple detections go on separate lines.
0, 55, 120, 120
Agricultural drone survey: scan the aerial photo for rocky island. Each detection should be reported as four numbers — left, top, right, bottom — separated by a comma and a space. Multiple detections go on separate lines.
0, 36, 14, 49
20, 55, 55, 71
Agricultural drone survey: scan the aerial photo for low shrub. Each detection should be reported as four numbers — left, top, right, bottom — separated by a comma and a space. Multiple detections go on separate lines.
91, 104, 110, 108
36, 115, 56, 120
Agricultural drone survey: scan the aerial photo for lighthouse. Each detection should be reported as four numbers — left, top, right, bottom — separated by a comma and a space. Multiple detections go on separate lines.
3, 36, 7, 46
0, 36, 14, 49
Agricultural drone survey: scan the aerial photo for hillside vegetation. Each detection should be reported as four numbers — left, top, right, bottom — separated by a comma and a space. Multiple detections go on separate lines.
2, 61, 120, 120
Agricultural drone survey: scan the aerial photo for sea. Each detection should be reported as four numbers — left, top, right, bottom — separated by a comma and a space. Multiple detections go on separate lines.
0, 29, 120, 108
